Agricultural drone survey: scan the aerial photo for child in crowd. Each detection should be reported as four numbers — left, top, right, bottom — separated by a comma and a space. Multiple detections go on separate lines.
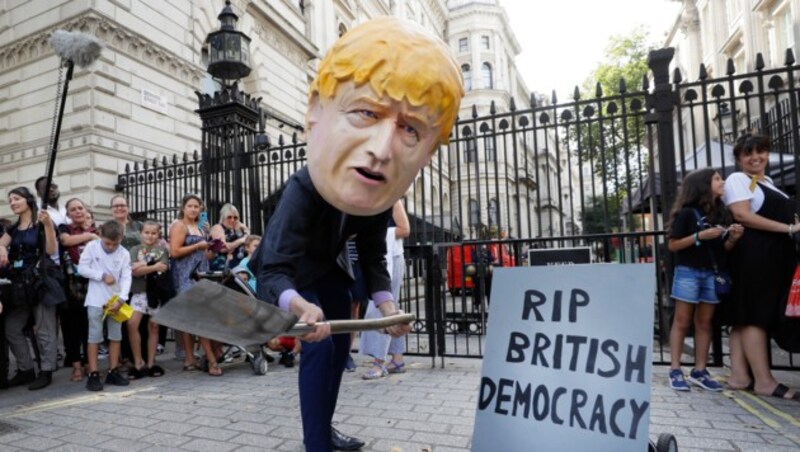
667, 168, 743, 392
77, 220, 132, 391
232, 234, 260, 292
127, 221, 169, 379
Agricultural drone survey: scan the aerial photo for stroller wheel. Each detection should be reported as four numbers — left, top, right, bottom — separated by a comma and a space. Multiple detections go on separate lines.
253, 355, 268, 375
655, 433, 678, 452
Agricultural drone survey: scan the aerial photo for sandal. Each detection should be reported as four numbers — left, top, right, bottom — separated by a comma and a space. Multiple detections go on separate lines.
387, 359, 406, 374
361, 364, 388, 380
207, 363, 223, 377
148, 365, 165, 377
128, 366, 148, 380
182, 363, 200, 372
768, 383, 800, 400
71, 366, 84, 382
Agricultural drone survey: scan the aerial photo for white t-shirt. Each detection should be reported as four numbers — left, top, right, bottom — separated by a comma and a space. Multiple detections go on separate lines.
77, 239, 132, 307
723, 172, 788, 213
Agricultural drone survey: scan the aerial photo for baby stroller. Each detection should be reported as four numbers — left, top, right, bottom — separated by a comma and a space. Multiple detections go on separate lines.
193, 270, 272, 375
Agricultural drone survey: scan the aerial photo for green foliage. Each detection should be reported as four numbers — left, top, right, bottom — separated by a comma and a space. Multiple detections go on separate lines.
568, 27, 657, 233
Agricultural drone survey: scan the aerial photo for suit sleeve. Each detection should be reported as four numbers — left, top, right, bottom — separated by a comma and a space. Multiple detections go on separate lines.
254, 177, 314, 307
355, 212, 392, 299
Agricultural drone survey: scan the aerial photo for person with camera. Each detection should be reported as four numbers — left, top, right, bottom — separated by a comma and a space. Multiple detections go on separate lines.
208, 203, 249, 271
58, 197, 99, 382
0, 186, 59, 390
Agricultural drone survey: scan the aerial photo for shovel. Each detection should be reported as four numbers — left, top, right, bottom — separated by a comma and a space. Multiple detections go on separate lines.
154, 279, 415, 346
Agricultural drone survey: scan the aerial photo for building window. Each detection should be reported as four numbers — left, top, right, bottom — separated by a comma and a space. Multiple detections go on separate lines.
488, 198, 499, 226
484, 136, 495, 161
468, 199, 479, 226
338, 23, 347, 37
481, 35, 490, 50
459, 37, 469, 53
462, 64, 472, 91
465, 138, 477, 163
482, 62, 493, 89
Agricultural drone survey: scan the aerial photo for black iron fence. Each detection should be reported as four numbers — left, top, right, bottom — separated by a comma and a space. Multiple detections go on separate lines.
118, 48, 800, 369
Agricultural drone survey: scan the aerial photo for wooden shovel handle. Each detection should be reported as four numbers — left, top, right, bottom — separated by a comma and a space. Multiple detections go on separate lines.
285, 313, 416, 337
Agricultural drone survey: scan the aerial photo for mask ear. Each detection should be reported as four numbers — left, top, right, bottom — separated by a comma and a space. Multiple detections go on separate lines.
306, 95, 322, 131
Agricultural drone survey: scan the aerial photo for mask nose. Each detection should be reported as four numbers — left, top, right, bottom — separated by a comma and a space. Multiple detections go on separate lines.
366, 120, 395, 165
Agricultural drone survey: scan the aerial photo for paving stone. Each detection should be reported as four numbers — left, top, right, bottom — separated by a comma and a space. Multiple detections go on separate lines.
9, 436, 64, 450
178, 438, 239, 452
58, 431, 114, 447
410, 431, 470, 447
186, 425, 240, 441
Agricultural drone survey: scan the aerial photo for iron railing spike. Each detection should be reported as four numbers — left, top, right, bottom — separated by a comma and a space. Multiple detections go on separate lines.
755, 53, 765, 70
489, 100, 496, 115
573, 86, 580, 101
726, 58, 735, 76
672, 67, 682, 84
595, 82, 602, 98
699, 63, 708, 80
785, 48, 796, 66
509, 97, 516, 111
619, 78, 627, 94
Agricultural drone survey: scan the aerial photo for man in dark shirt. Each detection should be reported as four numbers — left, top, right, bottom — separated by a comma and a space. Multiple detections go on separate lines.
252, 16, 463, 452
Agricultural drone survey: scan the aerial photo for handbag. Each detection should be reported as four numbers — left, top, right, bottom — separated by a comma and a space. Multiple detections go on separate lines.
786, 265, 800, 318
691, 209, 732, 296
33, 256, 67, 307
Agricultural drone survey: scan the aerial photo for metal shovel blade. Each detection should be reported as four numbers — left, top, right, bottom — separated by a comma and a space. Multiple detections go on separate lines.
155, 279, 415, 346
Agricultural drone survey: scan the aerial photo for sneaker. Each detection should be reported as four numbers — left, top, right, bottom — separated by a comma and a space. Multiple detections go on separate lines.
688, 368, 724, 392
669, 369, 690, 391
105, 368, 130, 387
7, 369, 36, 387
344, 354, 356, 372
28, 371, 52, 391
279, 351, 296, 368
86, 372, 103, 391
156, 344, 165, 355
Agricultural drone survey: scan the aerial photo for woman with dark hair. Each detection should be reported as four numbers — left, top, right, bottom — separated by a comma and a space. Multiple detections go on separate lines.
723, 133, 800, 400
168, 194, 221, 376
58, 197, 99, 382
0, 186, 59, 390
665, 168, 743, 392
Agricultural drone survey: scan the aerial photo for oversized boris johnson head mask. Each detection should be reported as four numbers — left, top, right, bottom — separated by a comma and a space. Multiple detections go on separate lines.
306, 17, 463, 216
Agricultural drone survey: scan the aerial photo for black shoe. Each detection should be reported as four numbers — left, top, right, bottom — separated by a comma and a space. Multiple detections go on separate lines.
279, 351, 295, 368
28, 370, 52, 390
105, 368, 130, 387
7, 369, 36, 387
331, 426, 364, 451
86, 372, 103, 391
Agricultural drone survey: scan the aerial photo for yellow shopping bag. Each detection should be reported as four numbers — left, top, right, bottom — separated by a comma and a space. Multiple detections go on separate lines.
103, 295, 133, 323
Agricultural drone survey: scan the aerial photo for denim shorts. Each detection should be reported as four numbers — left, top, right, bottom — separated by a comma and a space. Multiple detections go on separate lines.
671, 265, 719, 304
87, 306, 122, 344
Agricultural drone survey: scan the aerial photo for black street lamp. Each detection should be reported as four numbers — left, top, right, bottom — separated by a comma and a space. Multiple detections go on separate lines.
206, 0, 252, 83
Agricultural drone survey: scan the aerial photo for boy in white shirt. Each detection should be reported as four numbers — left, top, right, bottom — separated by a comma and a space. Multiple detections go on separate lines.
77, 220, 132, 391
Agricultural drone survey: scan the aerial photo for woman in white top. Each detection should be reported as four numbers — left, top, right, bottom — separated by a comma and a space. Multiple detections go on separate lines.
722, 133, 799, 401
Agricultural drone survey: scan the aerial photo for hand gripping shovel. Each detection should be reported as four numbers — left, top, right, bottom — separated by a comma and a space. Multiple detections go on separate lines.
154, 279, 414, 346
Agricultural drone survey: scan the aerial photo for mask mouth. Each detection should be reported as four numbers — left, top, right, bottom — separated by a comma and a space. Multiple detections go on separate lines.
356, 167, 386, 182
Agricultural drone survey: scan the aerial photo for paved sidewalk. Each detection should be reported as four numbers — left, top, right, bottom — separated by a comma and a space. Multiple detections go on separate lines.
0, 353, 799, 451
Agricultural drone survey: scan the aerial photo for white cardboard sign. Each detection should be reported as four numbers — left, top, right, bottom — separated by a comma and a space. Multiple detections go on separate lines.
472, 264, 655, 452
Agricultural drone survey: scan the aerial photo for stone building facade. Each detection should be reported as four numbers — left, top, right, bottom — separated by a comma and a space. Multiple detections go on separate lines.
0, 0, 576, 237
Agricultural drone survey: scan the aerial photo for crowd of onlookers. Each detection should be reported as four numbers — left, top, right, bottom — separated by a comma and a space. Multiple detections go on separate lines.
0, 178, 410, 392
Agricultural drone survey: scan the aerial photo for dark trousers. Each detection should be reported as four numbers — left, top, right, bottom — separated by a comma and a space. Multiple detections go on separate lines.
298, 270, 352, 452
60, 304, 88, 366
0, 309, 7, 385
